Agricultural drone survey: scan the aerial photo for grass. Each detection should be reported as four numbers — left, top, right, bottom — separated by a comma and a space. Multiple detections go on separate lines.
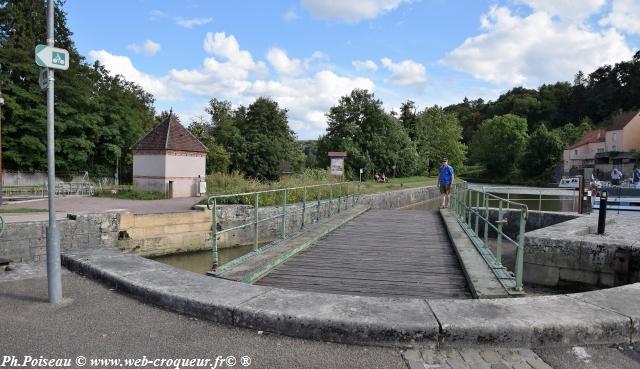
94, 188, 167, 200
0, 208, 48, 214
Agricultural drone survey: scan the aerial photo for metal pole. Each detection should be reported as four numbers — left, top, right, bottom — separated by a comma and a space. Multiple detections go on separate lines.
280, 189, 287, 239
483, 194, 489, 245
0, 64, 4, 206
316, 188, 320, 223
474, 191, 479, 235
45, 0, 62, 304
515, 207, 527, 292
211, 200, 218, 271
301, 187, 306, 230
253, 193, 259, 251
329, 185, 333, 217
597, 191, 607, 234
495, 200, 504, 267
337, 183, 341, 214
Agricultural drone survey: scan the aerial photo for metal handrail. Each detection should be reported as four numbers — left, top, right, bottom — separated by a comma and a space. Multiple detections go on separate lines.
0, 215, 4, 238
481, 186, 579, 212
452, 186, 528, 292
206, 181, 361, 273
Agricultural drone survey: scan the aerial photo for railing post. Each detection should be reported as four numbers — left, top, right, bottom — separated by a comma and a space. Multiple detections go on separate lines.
337, 183, 341, 214
538, 191, 542, 212
495, 200, 504, 267
483, 193, 489, 246
253, 193, 259, 251
317, 187, 321, 223
329, 185, 333, 217
515, 206, 527, 291
474, 191, 479, 235
301, 187, 307, 230
281, 189, 287, 239
211, 199, 218, 272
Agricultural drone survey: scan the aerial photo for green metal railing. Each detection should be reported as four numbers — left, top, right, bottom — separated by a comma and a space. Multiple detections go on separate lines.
480, 186, 579, 212
0, 215, 4, 238
206, 181, 360, 273
451, 186, 528, 292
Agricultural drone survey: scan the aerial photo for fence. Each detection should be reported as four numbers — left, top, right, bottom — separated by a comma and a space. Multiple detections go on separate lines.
451, 186, 528, 292
206, 182, 360, 274
476, 186, 579, 213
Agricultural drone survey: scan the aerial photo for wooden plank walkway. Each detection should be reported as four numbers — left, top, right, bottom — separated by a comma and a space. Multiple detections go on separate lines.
255, 209, 472, 299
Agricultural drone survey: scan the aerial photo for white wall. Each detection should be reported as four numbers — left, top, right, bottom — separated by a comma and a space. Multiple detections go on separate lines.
165, 154, 205, 178
133, 154, 166, 177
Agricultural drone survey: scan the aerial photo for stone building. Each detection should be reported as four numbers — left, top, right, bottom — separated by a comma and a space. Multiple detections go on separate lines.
131, 113, 208, 198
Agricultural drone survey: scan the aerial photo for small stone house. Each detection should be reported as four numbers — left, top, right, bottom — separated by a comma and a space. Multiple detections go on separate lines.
131, 113, 208, 198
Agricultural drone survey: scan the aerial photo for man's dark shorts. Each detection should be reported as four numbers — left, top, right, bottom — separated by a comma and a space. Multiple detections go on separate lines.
612, 178, 621, 186
440, 183, 451, 194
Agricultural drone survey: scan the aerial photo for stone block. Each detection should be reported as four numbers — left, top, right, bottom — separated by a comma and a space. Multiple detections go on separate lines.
234, 288, 438, 346
523, 263, 559, 287
429, 295, 630, 347
119, 212, 135, 228
559, 268, 599, 286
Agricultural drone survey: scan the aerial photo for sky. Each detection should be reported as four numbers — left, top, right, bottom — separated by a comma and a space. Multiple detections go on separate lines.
63, 0, 640, 140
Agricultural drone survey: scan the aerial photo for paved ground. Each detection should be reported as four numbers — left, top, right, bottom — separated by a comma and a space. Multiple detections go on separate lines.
2, 196, 201, 215
1, 264, 639, 369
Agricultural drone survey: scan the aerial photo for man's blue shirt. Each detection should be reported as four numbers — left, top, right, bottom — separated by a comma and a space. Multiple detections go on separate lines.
439, 165, 454, 185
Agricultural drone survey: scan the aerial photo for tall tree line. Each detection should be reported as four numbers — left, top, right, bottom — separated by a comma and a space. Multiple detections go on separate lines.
0, 0, 155, 181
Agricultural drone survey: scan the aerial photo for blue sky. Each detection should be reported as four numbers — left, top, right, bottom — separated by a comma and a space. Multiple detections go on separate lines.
64, 0, 640, 139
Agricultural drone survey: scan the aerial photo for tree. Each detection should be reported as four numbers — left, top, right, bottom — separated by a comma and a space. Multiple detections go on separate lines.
187, 115, 230, 174
317, 89, 419, 177
520, 124, 564, 179
554, 118, 593, 148
471, 114, 529, 177
399, 100, 418, 140
0, 0, 155, 182
414, 106, 466, 172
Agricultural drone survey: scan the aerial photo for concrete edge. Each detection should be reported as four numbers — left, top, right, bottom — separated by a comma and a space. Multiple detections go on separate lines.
439, 208, 511, 299
61, 248, 638, 348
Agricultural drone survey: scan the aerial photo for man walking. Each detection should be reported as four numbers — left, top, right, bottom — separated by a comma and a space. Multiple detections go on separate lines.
438, 158, 455, 208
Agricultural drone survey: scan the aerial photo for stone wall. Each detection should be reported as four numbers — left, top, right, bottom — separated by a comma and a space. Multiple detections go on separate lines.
0, 213, 120, 263
524, 214, 640, 288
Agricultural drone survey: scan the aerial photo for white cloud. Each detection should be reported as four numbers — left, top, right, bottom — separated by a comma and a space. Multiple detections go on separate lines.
600, 0, 640, 35
88, 50, 177, 100
267, 48, 304, 77
127, 39, 161, 56
283, 10, 300, 22
353, 59, 378, 71
93, 33, 373, 139
175, 17, 213, 28
380, 58, 427, 87
301, 0, 410, 23
515, 0, 606, 22
444, 6, 633, 86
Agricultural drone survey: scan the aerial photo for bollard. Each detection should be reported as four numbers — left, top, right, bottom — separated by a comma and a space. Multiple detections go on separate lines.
597, 190, 607, 234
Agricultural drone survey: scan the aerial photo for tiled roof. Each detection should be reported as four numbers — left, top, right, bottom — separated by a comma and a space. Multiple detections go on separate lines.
607, 111, 639, 131
568, 129, 606, 150
131, 114, 208, 153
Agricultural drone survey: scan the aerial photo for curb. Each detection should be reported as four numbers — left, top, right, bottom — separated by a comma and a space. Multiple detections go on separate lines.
62, 248, 639, 348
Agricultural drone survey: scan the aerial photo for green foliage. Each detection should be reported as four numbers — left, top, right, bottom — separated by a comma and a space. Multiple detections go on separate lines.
187, 115, 231, 174
520, 124, 564, 179
0, 0, 155, 182
553, 118, 594, 148
414, 106, 467, 172
471, 114, 529, 177
316, 89, 419, 178
200, 97, 304, 180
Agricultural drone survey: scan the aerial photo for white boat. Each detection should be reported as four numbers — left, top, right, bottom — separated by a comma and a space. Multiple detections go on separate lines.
559, 177, 580, 188
592, 187, 640, 214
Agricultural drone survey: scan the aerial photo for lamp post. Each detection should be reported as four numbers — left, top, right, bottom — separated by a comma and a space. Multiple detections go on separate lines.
0, 64, 4, 206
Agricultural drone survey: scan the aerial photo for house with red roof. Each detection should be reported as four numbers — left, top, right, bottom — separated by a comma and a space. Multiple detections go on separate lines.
563, 111, 640, 177
131, 113, 208, 198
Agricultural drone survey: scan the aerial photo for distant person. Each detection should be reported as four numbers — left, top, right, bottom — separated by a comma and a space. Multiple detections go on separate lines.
381, 173, 388, 183
374, 173, 380, 183
633, 166, 640, 188
611, 167, 623, 186
438, 158, 455, 208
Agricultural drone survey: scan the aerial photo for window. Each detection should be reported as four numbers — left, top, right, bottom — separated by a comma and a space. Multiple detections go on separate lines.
597, 148, 604, 153
612, 144, 617, 151
574, 149, 578, 156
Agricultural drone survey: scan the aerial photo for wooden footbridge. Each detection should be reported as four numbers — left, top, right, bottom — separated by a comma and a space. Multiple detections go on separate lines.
255, 209, 471, 299
209, 183, 525, 300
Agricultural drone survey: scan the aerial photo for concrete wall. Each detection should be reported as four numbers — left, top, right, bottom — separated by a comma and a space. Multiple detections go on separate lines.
0, 213, 120, 263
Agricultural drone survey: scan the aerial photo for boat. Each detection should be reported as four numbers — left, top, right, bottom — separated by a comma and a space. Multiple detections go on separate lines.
592, 186, 640, 214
